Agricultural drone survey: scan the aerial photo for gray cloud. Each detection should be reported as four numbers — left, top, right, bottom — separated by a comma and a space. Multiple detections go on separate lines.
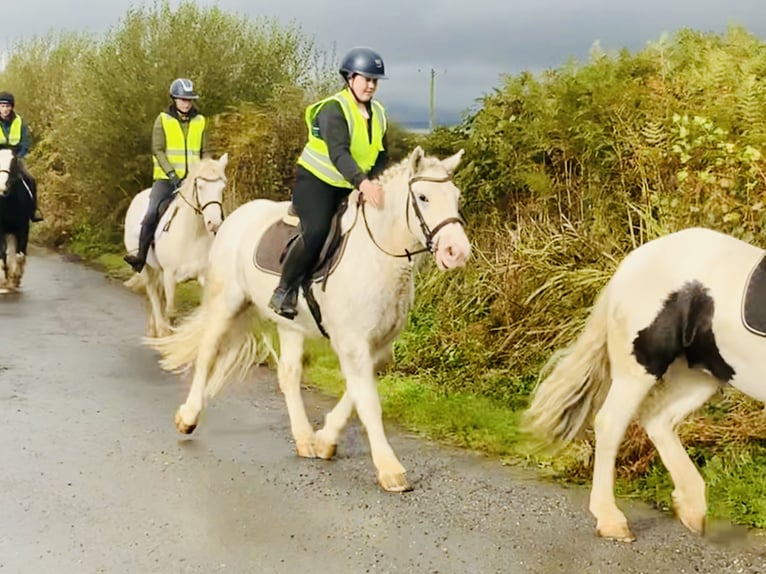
3, 0, 765, 124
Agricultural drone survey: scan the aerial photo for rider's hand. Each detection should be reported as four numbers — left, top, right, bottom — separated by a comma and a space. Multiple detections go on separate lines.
359, 179, 383, 208
168, 172, 182, 190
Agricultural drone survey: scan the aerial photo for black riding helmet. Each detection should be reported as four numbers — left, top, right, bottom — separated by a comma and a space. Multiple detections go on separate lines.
0, 92, 15, 107
169, 78, 199, 100
339, 47, 387, 80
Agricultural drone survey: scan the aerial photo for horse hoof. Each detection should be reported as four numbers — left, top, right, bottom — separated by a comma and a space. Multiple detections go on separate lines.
679, 513, 706, 535
378, 471, 412, 493
295, 440, 317, 459
174, 408, 197, 435
597, 522, 636, 542
315, 441, 337, 460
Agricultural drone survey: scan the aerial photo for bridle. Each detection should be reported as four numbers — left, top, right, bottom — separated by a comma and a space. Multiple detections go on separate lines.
175, 175, 225, 220
360, 174, 465, 261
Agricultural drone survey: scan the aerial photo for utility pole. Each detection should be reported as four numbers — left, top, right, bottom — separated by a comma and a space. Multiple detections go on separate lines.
429, 68, 436, 132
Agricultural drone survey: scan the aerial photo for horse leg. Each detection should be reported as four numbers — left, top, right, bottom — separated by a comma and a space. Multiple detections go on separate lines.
144, 267, 169, 337
275, 326, 316, 457
162, 268, 177, 325
314, 392, 354, 460
589, 353, 656, 542
639, 364, 718, 534
312, 343, 395, 458
4, 234, 18, 289
13, 227, 29, 288
336, 341, 408, 492
176, 291, 248, 433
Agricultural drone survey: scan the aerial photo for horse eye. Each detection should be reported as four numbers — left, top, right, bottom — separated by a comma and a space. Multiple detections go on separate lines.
418, 194, 428, 203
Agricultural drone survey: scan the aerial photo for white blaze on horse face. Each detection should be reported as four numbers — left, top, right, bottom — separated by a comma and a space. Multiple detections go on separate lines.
198, 178, 226, 234
0, 149, 13, 194
406, 146, 471, 271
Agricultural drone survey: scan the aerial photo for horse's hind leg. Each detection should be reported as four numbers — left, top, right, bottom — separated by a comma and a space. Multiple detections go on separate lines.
144, 267, 169, 337
4, 235, 19, 289
589, 352, 656, 542
162, 268, 177, 324
176, 288, 247, 433
276, 326, 316, 457
639, 363, 718, 535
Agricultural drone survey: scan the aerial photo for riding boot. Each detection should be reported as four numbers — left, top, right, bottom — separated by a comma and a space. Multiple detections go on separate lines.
269, 236, 312, 319
123, 219, 155, 273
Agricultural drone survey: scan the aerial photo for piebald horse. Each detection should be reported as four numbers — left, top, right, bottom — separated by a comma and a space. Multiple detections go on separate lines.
525, 226, 766, 541
147, 147, 471, 492
123, 153, 228, 336
0, 148, 34, 292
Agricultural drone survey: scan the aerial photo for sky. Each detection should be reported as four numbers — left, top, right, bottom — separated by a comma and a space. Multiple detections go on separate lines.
3, 0, 765, 126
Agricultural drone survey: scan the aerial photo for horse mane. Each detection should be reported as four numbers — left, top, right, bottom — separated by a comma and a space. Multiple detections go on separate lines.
186, 155, 226, 181
374, 154, 445, 187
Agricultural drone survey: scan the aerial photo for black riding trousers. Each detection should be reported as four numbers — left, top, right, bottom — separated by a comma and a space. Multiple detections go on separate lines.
278, 166, 350, 289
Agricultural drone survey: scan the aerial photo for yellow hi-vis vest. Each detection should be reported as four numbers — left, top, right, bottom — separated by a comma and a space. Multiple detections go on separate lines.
297, 89, 386, 188
152, 112, 206, 180
0, 115, 22, 146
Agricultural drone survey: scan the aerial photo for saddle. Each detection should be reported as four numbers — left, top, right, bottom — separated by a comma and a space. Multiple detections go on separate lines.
253, 199, 351, 288
742, 253, 766, 336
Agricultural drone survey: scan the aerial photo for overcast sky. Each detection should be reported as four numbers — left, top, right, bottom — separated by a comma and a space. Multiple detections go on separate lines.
3, 0, 764, 124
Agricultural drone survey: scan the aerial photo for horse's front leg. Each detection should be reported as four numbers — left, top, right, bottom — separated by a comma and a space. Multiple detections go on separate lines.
314, 391, 354, 460
336, 341, 410, 492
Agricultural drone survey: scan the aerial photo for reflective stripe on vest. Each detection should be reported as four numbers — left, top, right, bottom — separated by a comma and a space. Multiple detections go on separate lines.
152, 113, 205, 180
0, 115, 23, 146
297, 89, 386, 188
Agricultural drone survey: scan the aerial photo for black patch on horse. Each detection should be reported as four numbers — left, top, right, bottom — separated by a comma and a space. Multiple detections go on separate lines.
632, 281, 735, 382
742, 253, 766, 336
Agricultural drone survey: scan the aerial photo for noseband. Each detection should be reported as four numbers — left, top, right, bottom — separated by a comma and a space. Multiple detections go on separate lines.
360, 174, 465, 261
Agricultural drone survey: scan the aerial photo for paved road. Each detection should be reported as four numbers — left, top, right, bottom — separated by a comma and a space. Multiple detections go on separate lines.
1, 249, 765, 573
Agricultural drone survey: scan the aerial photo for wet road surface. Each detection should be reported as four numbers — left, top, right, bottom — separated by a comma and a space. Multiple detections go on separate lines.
1, 248, 766, 573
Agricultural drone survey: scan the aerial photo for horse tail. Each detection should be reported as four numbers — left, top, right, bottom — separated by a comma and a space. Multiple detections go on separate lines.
144, 276, 273, 400
524, 280, 613, 452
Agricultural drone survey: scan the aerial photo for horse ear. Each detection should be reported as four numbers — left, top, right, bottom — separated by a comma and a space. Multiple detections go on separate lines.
408, 146, 425, 175
218, 152, 229, 168
441, 149, 464, 176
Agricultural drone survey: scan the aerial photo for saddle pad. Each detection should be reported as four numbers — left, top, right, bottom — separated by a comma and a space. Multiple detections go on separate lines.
253, 219, 349, 282
254, 219, 299, 277
742, 253, 766, 336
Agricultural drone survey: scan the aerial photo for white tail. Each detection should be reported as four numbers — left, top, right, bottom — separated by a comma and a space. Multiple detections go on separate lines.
145, 293, 274, 400
524, 281, 613, 450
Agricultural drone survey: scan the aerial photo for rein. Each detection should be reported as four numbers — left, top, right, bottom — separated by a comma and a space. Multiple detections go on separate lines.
359, 174, 465, 261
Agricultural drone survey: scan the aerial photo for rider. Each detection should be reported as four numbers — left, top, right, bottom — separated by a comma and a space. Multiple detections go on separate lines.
268, 47, 389, 319
0, 92, 43, 222
123, 78, 209, 273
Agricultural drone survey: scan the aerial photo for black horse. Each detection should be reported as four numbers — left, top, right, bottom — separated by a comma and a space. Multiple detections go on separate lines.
0, 148, 34, 290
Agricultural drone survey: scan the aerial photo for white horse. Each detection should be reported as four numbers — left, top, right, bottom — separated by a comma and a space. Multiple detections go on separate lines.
123, 153, 228, 336
146, 146, 471, 491
525, 226, 766, 542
